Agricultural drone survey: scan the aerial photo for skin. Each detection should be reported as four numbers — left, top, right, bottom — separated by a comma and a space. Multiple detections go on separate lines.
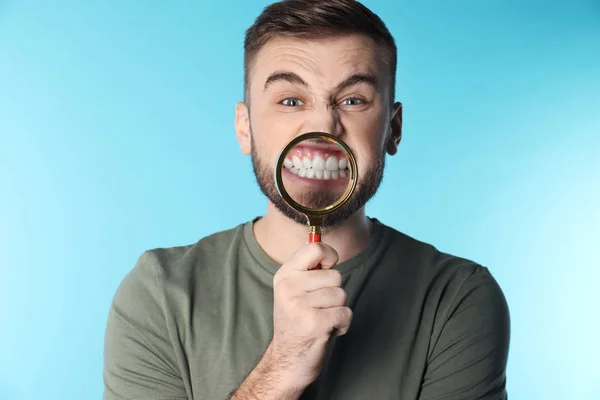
231, 34, 403, 398
235, 34, 403, 266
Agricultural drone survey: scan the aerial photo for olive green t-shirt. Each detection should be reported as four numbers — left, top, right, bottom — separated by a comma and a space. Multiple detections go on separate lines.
103, 218, 510, 400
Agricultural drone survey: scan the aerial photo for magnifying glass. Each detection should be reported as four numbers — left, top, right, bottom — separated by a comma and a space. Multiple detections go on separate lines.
274, 132, 358, 268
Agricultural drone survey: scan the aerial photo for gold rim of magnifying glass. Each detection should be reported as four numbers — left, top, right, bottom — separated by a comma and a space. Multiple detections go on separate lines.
274, 132, 358, 224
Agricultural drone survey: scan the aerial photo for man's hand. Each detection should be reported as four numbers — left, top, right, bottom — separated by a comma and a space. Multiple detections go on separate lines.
271, 241, 352, 386
231, 242, 353, 399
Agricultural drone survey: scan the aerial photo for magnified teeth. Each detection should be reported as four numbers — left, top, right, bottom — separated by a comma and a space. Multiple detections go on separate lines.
292, 156, 303, 170
325, 157, 338, 171
302, 157, 311, 169
312, 155, 325, 170
283, 149, 350, 180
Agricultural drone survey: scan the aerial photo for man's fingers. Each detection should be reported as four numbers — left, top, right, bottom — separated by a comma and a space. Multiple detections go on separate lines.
276, 268, 343, 294
305, 286, 347, 308
321, 306, 353, 337
301, 269, 343, 292
275, 243, 339, 286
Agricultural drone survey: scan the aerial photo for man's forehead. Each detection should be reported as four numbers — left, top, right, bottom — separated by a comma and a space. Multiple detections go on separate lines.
250, 35, 385, 81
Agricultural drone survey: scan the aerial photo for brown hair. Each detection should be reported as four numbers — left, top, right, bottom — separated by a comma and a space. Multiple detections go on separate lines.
243, 0, 397, 103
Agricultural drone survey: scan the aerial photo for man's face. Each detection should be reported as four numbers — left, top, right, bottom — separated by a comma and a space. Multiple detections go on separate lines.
236, 34, 402, 227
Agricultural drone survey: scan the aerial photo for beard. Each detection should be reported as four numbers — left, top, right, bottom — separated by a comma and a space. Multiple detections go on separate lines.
250, 133, 387, 228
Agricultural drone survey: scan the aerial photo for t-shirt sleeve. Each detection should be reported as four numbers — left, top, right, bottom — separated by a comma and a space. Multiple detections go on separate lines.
419, 266, 510, 400
103, 251, 188, 400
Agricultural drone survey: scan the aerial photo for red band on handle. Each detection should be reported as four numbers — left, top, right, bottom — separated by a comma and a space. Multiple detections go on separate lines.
308, 233, 322, 269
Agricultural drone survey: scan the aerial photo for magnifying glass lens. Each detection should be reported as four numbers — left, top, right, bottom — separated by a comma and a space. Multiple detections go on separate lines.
275, 132, 358, 247
275, 133, 358, 269
281, 139, 353, 210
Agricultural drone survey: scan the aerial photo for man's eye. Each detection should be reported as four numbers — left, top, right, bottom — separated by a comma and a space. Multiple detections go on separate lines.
341, 98, 364, 106
281, 98, 304, 107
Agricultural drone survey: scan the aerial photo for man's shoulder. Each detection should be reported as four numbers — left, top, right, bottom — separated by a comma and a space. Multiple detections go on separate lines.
135, 220, 251, 279
377, 219, 508, 327
377, 219, 497, 288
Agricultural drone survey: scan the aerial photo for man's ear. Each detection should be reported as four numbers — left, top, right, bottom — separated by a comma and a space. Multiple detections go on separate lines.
386, 102, 403, 156
235, 101, 251, 155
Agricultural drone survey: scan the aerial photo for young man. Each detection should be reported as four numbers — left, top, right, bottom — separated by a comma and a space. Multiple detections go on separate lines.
103, 1, 510, 399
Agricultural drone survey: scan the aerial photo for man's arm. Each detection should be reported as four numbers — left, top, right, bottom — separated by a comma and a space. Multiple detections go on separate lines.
419, 266, 510, 400
103, 252, 188, 400
229, 242, 351, 399
228, 344, 305, 400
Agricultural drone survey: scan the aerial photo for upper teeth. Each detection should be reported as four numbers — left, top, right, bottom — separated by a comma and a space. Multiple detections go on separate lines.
285, 155, 348, 171
284, 154, 350, 180
313, 156, 326, 170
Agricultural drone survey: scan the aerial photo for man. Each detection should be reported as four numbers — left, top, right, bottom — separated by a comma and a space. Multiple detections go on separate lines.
103, 1, 510, 399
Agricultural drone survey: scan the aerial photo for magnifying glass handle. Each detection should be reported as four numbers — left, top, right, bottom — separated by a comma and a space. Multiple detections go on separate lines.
308, 225, 322, 243
308, 226, 322, 269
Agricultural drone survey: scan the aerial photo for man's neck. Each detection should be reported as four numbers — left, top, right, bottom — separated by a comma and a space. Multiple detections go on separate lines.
253, 203, 374, 266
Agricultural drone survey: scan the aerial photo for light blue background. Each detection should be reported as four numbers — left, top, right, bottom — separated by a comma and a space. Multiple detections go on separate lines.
1, 1, 598, 399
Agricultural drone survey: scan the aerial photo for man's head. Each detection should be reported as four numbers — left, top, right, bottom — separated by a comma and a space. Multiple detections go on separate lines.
235, 0, 403, 227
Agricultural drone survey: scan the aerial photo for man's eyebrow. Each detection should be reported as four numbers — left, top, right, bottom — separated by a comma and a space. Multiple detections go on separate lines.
264, 71, 308, 91
335, 73, 379, 92
262, 71, 379, 92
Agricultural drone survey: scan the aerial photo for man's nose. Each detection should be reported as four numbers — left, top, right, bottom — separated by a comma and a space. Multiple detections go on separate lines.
302, 105, 343, 136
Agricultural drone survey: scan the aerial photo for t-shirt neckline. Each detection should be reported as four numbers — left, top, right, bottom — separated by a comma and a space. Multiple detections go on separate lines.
243, 216, 390, 275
